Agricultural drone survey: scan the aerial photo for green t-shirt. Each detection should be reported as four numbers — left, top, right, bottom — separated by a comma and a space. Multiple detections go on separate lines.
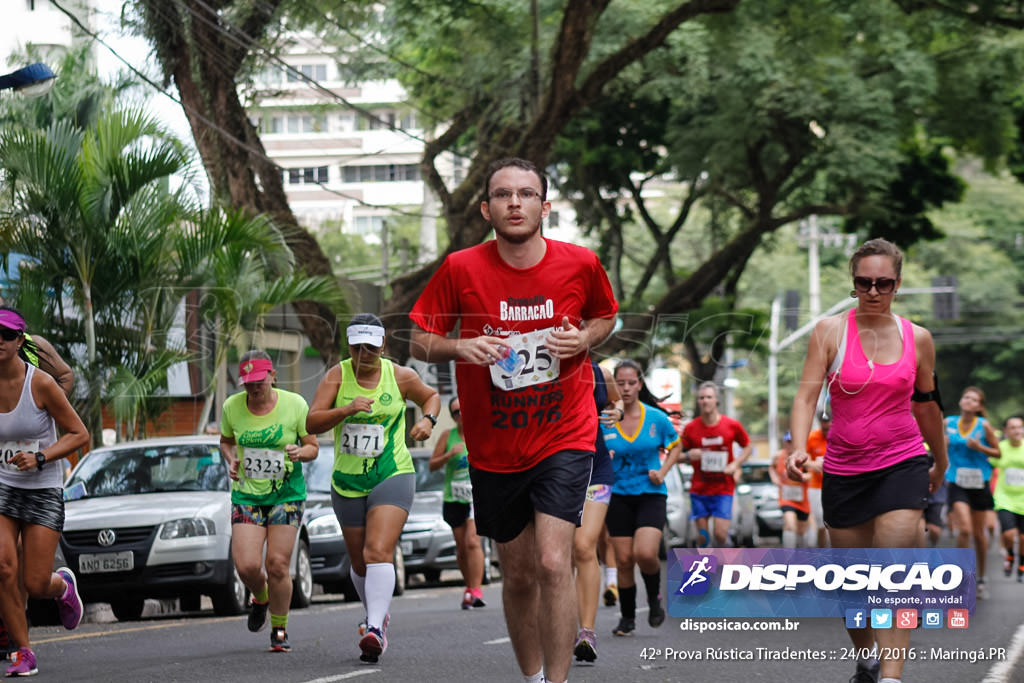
443, 428, 472, 504
221, 388, 310, 505
994, 439, 1024, 516
331, 358, 414, 497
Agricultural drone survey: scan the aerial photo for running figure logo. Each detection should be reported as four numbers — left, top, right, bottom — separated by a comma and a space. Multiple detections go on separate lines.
677, 555, 718, 596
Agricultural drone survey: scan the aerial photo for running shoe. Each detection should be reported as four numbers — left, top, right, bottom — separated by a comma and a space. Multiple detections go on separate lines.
648, 600, 666, 628
269, 627, 291, 653
848, 659, 880, 683
247, 599, 269, 633
359, 626, 387, 663
603, 583, 618, 607
461, 589, 475, 610
976, 578, 989, 600
5, 647, 37, 677
573, 628, 597, 662
612, 617, 635, 637
1004, 552, 1015, 578
358, 616, 368, 636
55, 568, 83, 631
470, 587, 486, 608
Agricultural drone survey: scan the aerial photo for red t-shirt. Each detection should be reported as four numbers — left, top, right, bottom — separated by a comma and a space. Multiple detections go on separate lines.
682, 415, 751, 496
410, 239, 618, 473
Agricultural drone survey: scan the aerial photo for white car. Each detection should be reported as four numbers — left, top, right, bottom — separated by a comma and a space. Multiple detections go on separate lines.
57, 436, 313, 621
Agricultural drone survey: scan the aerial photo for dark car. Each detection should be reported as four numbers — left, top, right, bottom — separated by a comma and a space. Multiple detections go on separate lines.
304, 445, 405, 600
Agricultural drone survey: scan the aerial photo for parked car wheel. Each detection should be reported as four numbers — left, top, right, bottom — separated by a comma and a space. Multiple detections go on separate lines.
290, 541, 314, 608
212, 565, 248, 616
179, 593, 201, 612
110, 596, 145, 622
393, 543, 406, 596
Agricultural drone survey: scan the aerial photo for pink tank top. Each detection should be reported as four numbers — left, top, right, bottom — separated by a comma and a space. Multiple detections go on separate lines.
825, 309, 924, 475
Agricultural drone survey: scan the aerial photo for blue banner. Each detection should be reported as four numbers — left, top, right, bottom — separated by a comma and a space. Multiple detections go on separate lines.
667, 548, 976, 619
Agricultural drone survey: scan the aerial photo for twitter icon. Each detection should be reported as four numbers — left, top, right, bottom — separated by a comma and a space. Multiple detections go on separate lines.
871, 609, 892, 629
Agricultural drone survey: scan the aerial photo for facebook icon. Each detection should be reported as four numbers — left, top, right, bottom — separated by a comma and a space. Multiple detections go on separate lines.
845, 609, 867, 629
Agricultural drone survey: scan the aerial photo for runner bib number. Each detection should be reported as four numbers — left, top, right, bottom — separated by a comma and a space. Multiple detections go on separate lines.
1004, 468, 1024, 488
954, 467, 985, 490
450, 480, 473, 503
0, 440, 39, 472
700, 451, 728, 473
341, 423, 385, 458
489, 328, 560, 391
243, 448, 286, 480
781, 484, 804, 501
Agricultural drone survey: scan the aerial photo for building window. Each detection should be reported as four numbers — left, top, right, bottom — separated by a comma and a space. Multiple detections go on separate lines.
284, 166, 328, 186
286, 63, 327, 83
354, 215, 385, 236
341, 164, 420, 183
261, 114, 325, 134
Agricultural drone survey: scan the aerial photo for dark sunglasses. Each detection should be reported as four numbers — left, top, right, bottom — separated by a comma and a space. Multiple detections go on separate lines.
451, 409, 461, 418
0, 328, 22, 342
852, 276, 897, 295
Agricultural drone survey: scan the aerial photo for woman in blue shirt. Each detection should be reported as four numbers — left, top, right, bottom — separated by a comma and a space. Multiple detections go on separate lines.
602, 359, 681, 637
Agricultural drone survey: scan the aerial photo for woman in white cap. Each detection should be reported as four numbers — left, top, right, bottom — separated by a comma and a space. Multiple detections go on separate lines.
0, 306, 89, 676
220, 349, 319, 653
307, 313, 440, 664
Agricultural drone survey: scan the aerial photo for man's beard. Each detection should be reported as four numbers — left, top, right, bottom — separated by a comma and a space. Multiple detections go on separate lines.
494, 220, 541, 244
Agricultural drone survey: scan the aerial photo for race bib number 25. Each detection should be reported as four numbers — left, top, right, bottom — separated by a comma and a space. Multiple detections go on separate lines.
489, 328, 560, 391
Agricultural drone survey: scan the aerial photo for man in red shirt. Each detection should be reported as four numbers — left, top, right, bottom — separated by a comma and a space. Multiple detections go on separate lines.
682, 382, 752, 547
410, 157, 617, 683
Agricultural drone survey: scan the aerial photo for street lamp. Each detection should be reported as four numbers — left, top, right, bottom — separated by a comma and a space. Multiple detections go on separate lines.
0, 62, 56, 97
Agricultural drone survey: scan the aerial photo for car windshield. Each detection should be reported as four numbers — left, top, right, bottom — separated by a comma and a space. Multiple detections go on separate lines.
413, 455, 444, 492
64, 443, 229, 499
740, 464, 773, 485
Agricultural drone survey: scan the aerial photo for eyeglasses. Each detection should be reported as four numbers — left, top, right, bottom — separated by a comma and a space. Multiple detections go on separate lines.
488, 188, 542, 202
451, 409, 461, 418
852, 276, 897, 294
0, 328, 22, 342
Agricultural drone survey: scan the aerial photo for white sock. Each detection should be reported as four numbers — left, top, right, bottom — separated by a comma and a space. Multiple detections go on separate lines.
523, 671, 544, 683
349, 566, 366, 608
365, 562, 395, 630
605, 567, 617, 586
879, 678, 900, 683
782, 530, 797, 548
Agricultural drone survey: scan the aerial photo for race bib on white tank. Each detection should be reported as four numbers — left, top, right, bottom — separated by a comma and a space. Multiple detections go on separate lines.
0, 440, 39, 472
341, 423, 385, 458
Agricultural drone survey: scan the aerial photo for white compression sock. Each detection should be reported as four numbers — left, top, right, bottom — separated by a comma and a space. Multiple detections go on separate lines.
349, 566, 366, 607
605, 567, 617, 586
365, 562, 395, 629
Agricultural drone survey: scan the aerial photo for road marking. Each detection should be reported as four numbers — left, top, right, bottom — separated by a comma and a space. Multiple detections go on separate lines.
982, 619, 1024, 683
485, 636, 510, 645
32, 617, 237, 644
302, 671, 381, 682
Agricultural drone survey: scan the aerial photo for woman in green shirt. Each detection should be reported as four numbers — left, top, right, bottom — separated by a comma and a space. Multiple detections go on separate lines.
220, 350, 319, 653
307, 314, 440, 663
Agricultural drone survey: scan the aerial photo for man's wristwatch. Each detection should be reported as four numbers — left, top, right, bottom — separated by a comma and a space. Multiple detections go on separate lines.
35, 451, 46, 471
423, 414, 438, 427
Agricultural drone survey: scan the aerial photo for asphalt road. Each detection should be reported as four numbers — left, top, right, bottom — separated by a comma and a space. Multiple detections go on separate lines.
23, 551, 1024, 683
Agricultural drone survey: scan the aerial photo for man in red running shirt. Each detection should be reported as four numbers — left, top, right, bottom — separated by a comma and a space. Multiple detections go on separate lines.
682, 381, 752, 547
410, 157, 618, 683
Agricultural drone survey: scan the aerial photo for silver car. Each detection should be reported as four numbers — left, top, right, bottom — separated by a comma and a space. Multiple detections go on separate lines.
400, 449, 496, 585
56, 436, 313, 621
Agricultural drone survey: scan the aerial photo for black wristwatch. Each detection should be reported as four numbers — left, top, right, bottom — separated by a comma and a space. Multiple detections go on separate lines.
35, 451, 46, 471
423, 413, 438, 427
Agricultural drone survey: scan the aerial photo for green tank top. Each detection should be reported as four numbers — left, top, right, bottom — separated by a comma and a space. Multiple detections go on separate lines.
995, 439, 1024, 516
443, 428, 472, 503
331, 358, 414, 497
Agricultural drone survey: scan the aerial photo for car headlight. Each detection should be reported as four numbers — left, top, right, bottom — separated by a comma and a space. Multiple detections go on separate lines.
308, 514, 342, 538
160, 518, 216, 540
737, 484, 752, 495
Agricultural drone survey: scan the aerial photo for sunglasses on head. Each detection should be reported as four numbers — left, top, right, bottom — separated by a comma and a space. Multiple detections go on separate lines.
0, 328, 22, 342
852, 276, 897, 294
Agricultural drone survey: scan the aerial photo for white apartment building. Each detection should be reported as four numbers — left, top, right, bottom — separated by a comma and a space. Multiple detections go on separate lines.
0, 0, 89, 69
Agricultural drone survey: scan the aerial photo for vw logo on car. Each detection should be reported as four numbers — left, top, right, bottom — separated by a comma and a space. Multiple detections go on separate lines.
97, 529, 117, 547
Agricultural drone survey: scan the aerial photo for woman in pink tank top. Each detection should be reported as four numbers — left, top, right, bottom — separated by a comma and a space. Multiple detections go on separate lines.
787, 239, 948, 683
